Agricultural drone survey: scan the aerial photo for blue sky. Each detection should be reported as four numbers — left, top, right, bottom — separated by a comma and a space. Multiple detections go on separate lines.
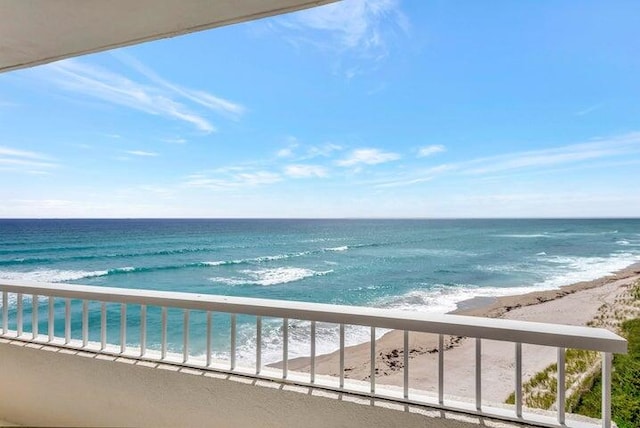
1, 0, 639, 218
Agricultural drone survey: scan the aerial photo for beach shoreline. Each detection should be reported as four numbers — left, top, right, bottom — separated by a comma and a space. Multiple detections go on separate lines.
273, 262, 640, 403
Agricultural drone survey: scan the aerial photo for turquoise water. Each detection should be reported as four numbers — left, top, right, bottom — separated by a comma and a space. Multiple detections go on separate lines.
1, 218, 639, 362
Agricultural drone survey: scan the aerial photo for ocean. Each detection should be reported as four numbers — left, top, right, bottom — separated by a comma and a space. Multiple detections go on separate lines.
1, 218, 639, 363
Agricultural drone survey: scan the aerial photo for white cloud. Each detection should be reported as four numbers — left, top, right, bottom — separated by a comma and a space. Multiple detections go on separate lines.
305, 143, 343, 159
281, 0, 408, 59
463, 133, 640, 175
0, 146, 58, 172
39, 56, 244, 134
375, 164, 455, 188
114, 52, 246, 118
373, 132, 640, 188
184, 170, 282, 190
417, 144, 446, 158
125, 150, 159, 157
575, 104, 601, 116
284, 164, 328, 178
162, 137, 187, 144
337, 148, 400, 166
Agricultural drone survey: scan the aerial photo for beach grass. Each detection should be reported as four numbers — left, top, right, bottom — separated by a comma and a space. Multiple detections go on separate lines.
505, 278, 640, 417
573, 318, 640, 428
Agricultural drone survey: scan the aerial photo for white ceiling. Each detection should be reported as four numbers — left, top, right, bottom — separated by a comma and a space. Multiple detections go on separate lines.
0, 0, 336, 73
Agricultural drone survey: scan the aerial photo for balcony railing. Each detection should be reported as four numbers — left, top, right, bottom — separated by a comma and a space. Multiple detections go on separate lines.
0, 279, 627, 428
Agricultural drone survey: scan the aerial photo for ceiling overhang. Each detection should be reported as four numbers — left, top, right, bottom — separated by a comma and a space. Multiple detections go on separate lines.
0, 0, 336, 74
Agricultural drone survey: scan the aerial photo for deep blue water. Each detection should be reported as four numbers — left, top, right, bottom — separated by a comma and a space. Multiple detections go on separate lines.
1, 218, 639, 362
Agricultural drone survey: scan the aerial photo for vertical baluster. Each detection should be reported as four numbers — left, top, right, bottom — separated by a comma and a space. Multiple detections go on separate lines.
140, 304, 147, 357
161, 307, 167, 359
100, 302, 106, 350
310, 321, 316, 384
601, 352, 612, 428
370, 326, 376, 394
230, 314, 237, 370
64, 298, 71, 344
283, 318, 289, 379
438, 334, 444, 405
515, 342, 522, 418
120, 304, 127, 353
403, 330, 409, 399
17, 293, 23, 337
82, 300, 88, 347
475, 338, 482, 411
339, 323, 345, 389
183, 309, 190, 363
256, 316, 262, 374
48, 296, 54, 341
206, 311, 212, 367
557, 347, 565, 425
32, 295, 39, 339
2, 291, 7, 335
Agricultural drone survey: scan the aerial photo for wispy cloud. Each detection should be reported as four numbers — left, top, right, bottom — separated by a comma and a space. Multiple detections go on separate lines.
39, 56, 244, 133
374, 132, 640, 188
184, 170, 282, 190
575, 104, 601, 116
162, 137, 187, 144
337, 148, 400, 166
417, 144, 446, 158
125, 150, 159, 157
0, 146, 59, 172
113, 52, 246, 118
272, 0, 408, 77
462, 134, 640, 175
281, 0, 408, 57
284, 164, 328, 178
276, 137, 300, 158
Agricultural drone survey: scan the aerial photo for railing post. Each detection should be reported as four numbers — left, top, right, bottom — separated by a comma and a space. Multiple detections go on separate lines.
82, 300, 88, 347
370, 326, 376, 394
32, 294, 38, 339
403, 330, 409, 399
256, 316, 262, 374
2, 290, 7, 335
64, 298, 70, 344
230, 314, 237, 370
310, 320, 316, 384
557, 347, 566, 425
206, 311, 212, 367
183, 309, 189, 363
100, 302, 106, 350
438, 334, 444, 405
140, 304, 147, 357
515, 342, 522, 418
283, 317, 289, 379
120, 303, 127, 353
17, 293, 23, 337
161, 307, 167, 359
48, 296, 54, 341
601, 352, 612, 428
339, 323, 345, 389
475, 337, 482, 411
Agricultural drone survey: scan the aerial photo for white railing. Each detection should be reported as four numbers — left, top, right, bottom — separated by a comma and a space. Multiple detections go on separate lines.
0, 279, 627, 428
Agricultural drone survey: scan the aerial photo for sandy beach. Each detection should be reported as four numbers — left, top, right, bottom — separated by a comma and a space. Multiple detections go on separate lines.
277, 263, 640, 404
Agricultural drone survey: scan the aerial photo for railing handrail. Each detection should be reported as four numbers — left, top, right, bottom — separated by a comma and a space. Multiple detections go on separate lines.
0, 279, 627, 353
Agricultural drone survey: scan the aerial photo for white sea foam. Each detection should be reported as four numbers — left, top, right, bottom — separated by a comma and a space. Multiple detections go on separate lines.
210, 267, 333, 286
534, 252, 640, 289
0, 269, 108, 282
536, 251, 547, 256
496, 234, 548, 238
617, 240, 631, 246
324, 246, 349, 252
231, 317, 385, 364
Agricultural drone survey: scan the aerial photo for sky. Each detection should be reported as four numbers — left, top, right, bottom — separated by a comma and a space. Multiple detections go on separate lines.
1, 0, 639, 218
